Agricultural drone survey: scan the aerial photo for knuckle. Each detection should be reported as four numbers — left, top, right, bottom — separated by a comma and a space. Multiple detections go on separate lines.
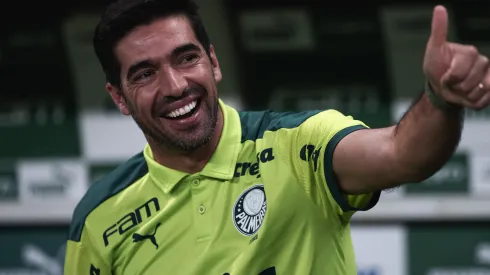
481, 55, 489, 65
448, 72, 464, 83
466, 45, 479, 55
458, 83, 472, 93
468, 93, 480, 102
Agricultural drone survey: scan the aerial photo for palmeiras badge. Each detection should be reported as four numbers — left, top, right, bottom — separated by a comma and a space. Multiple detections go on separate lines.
232, 184, 267, 236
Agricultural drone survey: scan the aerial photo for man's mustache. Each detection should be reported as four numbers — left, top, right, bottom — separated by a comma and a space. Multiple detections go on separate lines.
153, 86, 206, 113
161, 87, 205, 104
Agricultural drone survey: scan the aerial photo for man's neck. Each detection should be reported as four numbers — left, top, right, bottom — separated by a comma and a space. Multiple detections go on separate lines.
149, 108, 224, 174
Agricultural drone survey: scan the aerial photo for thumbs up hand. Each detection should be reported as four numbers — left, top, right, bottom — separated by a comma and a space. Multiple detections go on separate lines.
423, 6, 490, 110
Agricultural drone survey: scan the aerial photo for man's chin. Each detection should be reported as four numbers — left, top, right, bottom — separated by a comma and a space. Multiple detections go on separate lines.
168, 135, 212, 152
148, 126, 213, 152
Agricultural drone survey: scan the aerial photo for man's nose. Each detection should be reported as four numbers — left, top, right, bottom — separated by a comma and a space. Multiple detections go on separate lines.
160, 67, 188, 97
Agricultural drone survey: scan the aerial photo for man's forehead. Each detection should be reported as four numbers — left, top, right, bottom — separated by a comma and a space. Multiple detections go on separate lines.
115, 16, 200, 60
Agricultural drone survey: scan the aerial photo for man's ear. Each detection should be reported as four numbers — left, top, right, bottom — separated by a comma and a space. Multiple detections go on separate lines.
106, 83, 130, 116
208, 45, 222, 83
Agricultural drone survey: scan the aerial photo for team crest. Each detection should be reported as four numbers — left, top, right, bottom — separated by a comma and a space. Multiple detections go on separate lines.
232, 184, 267, 236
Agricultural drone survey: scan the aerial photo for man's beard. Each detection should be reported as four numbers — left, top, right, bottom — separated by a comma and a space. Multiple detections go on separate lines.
132, 96, 219, 152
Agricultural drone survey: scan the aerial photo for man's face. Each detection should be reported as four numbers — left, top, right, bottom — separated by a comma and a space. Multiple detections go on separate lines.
107, 15, 222, 152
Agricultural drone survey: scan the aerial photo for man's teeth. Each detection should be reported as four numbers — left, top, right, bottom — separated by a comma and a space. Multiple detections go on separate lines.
166, 101, 197, 118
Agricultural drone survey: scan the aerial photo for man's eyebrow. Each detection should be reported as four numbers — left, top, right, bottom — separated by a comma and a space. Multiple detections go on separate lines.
125, 44, 201, 80
172, 43, 201, 57
126, 59, 157, 80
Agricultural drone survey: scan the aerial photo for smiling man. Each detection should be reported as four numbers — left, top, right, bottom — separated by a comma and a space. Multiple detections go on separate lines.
64, 0, 490, 274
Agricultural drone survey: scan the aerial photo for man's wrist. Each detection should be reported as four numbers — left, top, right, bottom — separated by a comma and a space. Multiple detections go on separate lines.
424, 80, 460, 111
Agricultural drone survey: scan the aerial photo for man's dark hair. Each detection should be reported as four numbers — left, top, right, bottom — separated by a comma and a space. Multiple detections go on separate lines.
93, 0, 211, 87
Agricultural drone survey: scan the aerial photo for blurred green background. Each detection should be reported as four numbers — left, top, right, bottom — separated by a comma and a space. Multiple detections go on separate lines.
0, 0, 489, 274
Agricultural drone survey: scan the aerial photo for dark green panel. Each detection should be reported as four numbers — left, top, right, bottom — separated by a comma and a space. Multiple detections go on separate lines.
227, 2, 391, 127
405, 153, 469, 195
0, 226, 68, 271
0, 20, 80, 157
409, 224, 490, 274
0, 110, 79, 157
268, 85, 391, 128
452, 2, 490, 44
0, 159, 18, 201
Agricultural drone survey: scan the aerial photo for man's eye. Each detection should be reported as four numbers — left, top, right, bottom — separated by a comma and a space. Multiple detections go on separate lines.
181, 54, 199, 64
135, 71, 155, 80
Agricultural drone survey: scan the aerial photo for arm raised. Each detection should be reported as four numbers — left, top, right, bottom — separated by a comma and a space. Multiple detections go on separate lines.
333, 92, 463, 194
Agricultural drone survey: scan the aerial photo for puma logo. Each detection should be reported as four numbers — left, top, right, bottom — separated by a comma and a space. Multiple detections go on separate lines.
132, 223, 161, 249
90, 264, 100, 275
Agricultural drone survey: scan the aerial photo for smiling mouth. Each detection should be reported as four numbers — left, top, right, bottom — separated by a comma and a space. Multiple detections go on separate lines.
163, 100, 201, 120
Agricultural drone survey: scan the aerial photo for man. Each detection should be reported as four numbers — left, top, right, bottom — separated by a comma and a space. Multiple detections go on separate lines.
64, 0, 490, 274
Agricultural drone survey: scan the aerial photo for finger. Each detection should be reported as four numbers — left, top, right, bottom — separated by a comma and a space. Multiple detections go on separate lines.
482, 69, 490, 89
467, 83, 487, 102
472, 89, 490, 110
453, 55, 489, 97
428, 5, 449, 48
441, 45, 479, 86
440, 89, 468, 106
467, 69, 490, 103
471, 72, 490, 108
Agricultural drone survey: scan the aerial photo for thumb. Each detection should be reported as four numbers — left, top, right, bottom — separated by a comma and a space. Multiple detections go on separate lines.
428, 5, 449, 48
